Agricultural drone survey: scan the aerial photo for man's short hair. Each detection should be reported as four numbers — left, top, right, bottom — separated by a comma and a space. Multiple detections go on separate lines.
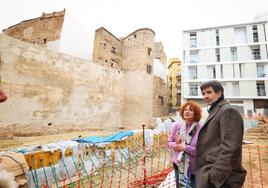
200, 80, 224, 94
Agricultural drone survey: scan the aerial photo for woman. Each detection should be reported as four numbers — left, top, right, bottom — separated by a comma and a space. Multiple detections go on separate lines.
168, 101, 202, 188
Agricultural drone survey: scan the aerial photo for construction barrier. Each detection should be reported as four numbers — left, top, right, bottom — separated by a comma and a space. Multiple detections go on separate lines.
159, 144, 268, 188
19, 128, 173, 188
242, 145, 268, 188
1, 126, 267, 187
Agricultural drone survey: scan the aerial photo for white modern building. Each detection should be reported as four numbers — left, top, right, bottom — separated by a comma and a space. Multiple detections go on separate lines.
182, 16, 268, 117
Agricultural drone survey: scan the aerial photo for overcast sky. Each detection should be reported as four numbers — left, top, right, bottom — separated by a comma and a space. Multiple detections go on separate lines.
0, 0, 267, 60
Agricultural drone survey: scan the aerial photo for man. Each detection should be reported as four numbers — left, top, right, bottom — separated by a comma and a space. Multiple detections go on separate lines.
195, 80, 246, 188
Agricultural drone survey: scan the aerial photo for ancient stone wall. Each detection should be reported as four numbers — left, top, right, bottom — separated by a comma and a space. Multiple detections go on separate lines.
152, 76, 169, 118
154, 42, 167, 63
0, 30, 169, 133
121, 29, 155, 128
0, 34, 124, 134
3, 10, 65, 45
92, 27, 122, 69
122, 28, 155, 72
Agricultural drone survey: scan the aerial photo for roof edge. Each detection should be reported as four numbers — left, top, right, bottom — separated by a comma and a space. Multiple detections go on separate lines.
3, 9, 65, 32
183, 20, 268, 33
123, 28, 155, 40
95, 27, 121, 41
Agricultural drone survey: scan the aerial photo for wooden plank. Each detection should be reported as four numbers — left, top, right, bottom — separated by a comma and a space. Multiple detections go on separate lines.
24, 149, 61, 170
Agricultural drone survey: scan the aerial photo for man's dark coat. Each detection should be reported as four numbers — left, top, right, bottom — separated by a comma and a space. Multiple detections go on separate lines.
196, 100, 247, 188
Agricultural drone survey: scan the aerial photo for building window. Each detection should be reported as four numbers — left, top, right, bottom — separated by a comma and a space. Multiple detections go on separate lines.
134, 34, 137, 38
233, 64, 235, 78
111, 46, 116, 53
230, 47, 237, 61
239, 63, 242, 78
252, 25, 259, 43
146, 65, 152, 74
257, 64, 265, 77
176, 94, 180, 106
190, 32, 197, 48
257, 81, 266, 96
215, 29, 220, 46
251, 46, 261, 60
190, 50, 198, 63
239, 64, 245, 78
103, 43, 107, 49
213, 66, 216, 79
189, 83, 198, 96
111, 59, 116, 67
216, 48, 220, 62
176, 72, 181, 80
147, 48, 152, 56
233, 82, 240, 96
176, 82, 181, 88
189, 66, 197, 79
43, 37, 47, 44
207, 65, 216, 79
158, 96, 164, 106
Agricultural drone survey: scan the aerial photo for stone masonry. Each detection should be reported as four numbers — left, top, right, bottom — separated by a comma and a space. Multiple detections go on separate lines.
0, 34, 124, 134
0, 33, 168, 134
0, 11, 169, 134
3, 10, 65, 45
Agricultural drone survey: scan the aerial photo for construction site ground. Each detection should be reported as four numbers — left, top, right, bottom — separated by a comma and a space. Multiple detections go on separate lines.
0, 130, 117, 152
1, 121, 267, 152
0, 120, 267, 187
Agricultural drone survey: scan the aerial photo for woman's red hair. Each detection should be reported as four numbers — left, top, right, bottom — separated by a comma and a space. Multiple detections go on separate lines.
180, 101, 202, 122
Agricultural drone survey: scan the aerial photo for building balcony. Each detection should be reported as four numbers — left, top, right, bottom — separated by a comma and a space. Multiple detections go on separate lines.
257, 72, 268, 78
190, 60, 197, 64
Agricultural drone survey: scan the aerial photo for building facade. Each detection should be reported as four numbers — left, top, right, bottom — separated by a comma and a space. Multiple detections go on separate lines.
168, 57, 181, 111
93, 27, 169, 126
1, 14, 169, 131
92, 28, 167, 79
182, 19, 268, 117
92, 27, 123, 68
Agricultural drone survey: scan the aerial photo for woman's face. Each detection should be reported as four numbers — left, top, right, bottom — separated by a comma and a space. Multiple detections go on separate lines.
183, 105, 195, 122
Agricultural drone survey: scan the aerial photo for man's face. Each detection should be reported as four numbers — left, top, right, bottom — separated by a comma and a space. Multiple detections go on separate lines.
201, 86, 221, 105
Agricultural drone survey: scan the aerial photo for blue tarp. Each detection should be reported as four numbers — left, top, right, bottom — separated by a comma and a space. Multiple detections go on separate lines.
74, 131, 134, 144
